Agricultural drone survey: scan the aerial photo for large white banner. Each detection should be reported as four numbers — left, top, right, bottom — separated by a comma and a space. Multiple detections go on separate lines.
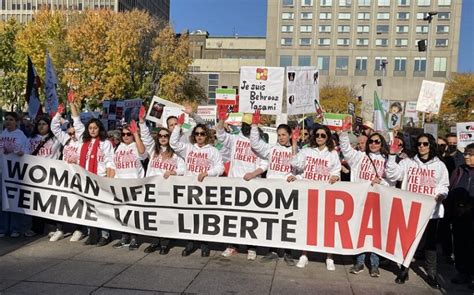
239, 67, 284, 115
1, 155, 436, 267
286, 67, 318, 116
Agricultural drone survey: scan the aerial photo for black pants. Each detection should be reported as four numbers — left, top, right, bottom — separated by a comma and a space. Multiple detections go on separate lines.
437, 217, 453, 256
452, 213, 474, 275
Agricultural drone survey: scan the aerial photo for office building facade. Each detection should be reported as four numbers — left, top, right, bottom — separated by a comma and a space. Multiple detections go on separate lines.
266, 0, 462, 118
0, 0, 170, 22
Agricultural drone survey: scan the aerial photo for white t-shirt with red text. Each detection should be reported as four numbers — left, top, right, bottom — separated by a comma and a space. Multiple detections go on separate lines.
29, 134, 62, 159
386, 155, 449, 219
170, 126, 224, 177
250, 125, 293, 180
51, 114, 85, 164
340, 132, 395, 186
114, 142, 146, 179
216, 127, 268, 178
0, 129, 29, 154
77, 138, 115, 177
291, 146, 341, 181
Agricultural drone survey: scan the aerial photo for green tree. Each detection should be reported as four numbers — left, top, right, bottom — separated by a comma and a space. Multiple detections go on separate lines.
0, 18, 24, 109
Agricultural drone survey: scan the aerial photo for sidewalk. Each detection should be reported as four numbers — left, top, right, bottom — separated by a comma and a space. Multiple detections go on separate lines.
0, 236, 470, 294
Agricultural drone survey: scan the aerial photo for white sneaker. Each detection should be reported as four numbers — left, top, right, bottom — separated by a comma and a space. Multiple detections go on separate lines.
296, 255, 309, 268
221, 247, 238, 257
70, 230, 83, 242
247, 250, 257, 261
48, 231, 55, 238
326, 258, 336, 271
49, 230, 64, 242
10, 232, 20, 238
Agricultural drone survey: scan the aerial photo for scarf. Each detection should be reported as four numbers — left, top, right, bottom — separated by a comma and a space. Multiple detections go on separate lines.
79, 139, 100, 174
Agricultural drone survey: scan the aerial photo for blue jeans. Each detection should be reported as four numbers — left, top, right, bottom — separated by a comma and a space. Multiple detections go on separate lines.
356, 252, 379, 267
0, 178, 27, 234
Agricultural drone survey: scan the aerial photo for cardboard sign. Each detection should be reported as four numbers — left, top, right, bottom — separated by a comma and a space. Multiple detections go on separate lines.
387, 101, 405, 130
416, 80, 445, 114
216, 88, 237, 105
286, 67, 318, 116
456, 122, 474, 148
146, 96, 184, 125
404, 101, 418, 128
323, 113, 352, 131
239, 67, 284, 115
197, 105, 217, 127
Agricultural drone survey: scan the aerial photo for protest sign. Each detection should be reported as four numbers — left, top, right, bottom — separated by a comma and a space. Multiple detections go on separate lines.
387, 101, 405, 130
424, 123, 438, 139
216, 88, 237, 105
239, 67, 284, 115
146, 96, 184, 125
2, 154, 435, 267
260, 126, 277, 144
286, 67, 318, 116
323, 113, 352, 131
225, 113, 244, 126
197, 106, 217, 127
416, 80, 445, 114
456, 122, 474, 148
404, 101, 418, 128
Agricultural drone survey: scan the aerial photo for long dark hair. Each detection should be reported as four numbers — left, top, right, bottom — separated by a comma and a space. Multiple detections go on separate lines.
82, 118, 107, 142
154, 127, 174, 160
415, 133, 438, 161
310, 125, 335, 151
189, 124, 211, 145
365, 132, 389, 158
31, 116, 54, 139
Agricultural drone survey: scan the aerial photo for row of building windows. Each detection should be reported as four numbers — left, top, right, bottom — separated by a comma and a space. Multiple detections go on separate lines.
280, 37, 449, 47
281, 11, 451, 21
279, 55, 448, 76
1, 0, 116, 11
283, 0, 451, 8
281, 24, 449, 33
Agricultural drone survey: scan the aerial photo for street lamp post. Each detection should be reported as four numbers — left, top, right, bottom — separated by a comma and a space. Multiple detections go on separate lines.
421, 11, 438, 127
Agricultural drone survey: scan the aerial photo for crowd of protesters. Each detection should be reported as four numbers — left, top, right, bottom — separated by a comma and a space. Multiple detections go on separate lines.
0, 102, 473, 291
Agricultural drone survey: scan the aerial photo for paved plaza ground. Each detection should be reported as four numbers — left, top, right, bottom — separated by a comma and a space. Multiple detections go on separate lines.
0, 235, 472, 294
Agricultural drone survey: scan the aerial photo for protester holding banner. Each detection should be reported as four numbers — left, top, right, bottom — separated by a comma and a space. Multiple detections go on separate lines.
170, 118, 224, 257
216, 113, 268, 260
112, 120, 146, 251
339, 130, 396, 278
26, 115, 64, 236
139, 110, 185, 254
447, 143, 474, 290
288, 125, 341, 269
78, 118, 115, 246
0, 112, 30, 238
386, 133, 449, 288
49, 102, 85, 242
249, 111, 296, 265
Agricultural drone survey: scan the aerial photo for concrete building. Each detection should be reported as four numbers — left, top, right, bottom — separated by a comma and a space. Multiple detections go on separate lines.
0, 0, 170, 22
265, 0, 462, 118
188, 30, 266, 104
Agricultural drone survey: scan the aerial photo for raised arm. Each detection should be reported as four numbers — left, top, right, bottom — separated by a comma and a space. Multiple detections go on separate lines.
339, 132, 364, 167
169, 125, 188, 158
250, 125, 271, 159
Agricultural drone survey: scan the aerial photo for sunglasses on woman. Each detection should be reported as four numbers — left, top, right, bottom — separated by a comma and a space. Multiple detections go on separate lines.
314, 133, 327, 139
122, 132, 132, 137
417, 142, 429, 147
368, 139, 381, 145
194, 132, 206, 137
158, 133, 169, 138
